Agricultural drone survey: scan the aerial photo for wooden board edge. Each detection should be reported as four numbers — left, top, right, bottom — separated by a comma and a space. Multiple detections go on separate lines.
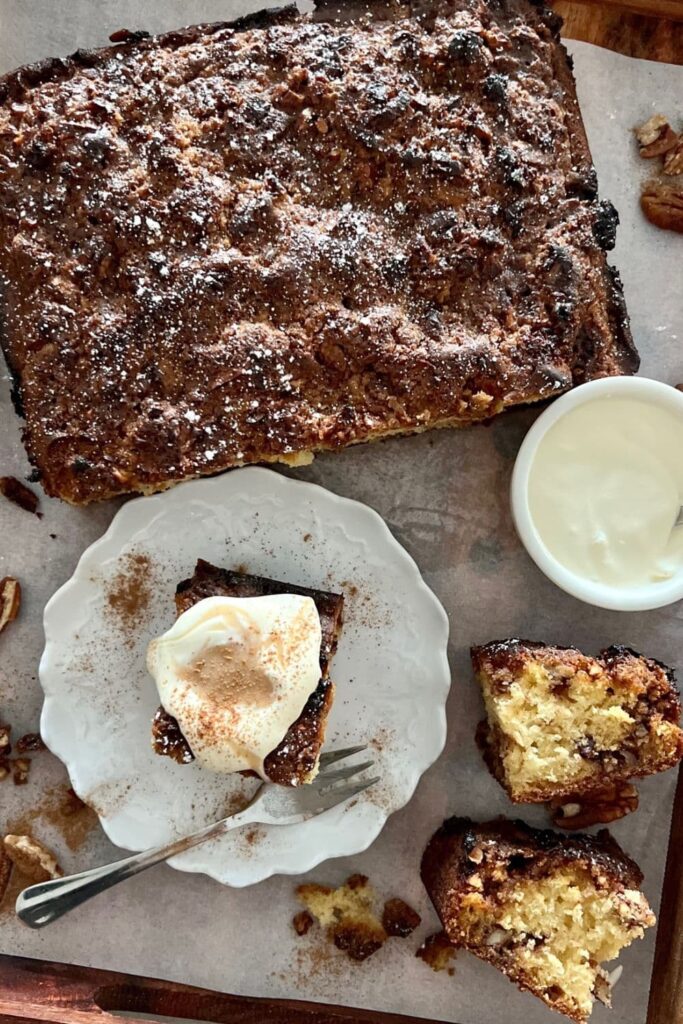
555, 0, 683, 62
647, 764, 683, 1024
0, 956, 446, 1024
565, 0, 683, 20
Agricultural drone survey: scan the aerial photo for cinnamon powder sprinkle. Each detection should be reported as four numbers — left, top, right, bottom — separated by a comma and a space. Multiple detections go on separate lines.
106, 553, 152, 631
7, 784, 98, 853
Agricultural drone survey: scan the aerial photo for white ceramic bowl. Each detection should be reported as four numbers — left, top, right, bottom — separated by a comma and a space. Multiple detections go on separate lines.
511, 376, 683, 612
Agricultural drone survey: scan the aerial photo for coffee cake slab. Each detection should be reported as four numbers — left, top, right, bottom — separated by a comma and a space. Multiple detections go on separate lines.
0, 0, 637, 503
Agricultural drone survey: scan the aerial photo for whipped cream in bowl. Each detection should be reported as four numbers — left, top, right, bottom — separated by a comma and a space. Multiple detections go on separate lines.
511, 377, 683, 611
147, 594, 322, 777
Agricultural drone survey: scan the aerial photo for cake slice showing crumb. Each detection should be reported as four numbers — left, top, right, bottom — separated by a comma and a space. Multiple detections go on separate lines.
421, 817, 655, 1022
471, 640, 683, 806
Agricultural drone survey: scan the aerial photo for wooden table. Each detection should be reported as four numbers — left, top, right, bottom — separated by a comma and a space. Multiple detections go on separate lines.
1, 2, 681, 1023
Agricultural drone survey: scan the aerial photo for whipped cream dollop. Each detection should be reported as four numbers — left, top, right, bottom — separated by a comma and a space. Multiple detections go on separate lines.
147, 595, 322, 777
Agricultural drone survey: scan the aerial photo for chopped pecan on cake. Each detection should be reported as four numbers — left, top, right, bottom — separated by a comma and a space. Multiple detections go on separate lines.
152, 559, 343, 786
0, 0, 636, 503
471, 640, 683, 820
421, 817, 654, 1022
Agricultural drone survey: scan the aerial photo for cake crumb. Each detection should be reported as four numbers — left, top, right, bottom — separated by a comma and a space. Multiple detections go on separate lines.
297, 875, 386, 961
382, 897, 421, 937
296, 874, 419, 963
416, 931, 457, 973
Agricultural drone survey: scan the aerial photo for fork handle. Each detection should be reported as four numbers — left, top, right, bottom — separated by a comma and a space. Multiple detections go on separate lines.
16, 807, 256, 929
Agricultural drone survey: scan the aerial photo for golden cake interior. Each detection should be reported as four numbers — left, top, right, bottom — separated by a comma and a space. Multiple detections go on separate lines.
474, 642, 683, 802
456, 864, 653, 1022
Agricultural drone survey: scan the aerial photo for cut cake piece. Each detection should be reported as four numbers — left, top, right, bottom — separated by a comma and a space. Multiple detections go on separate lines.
471, 640, 683, 805
421, 816, 655, 1022
0, 0, 637, 504
152, 558, 344, 786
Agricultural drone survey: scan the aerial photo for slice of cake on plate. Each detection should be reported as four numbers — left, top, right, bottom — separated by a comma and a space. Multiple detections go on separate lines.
148, 558, 343, 786
421, 816, 655, 1022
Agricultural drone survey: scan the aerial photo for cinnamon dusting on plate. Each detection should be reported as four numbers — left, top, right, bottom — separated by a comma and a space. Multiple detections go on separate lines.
106, 553, 152, 633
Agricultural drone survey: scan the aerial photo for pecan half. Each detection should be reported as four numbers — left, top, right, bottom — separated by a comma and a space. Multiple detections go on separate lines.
641, 180, 683, 233
0, 577, 21, 634
3, 834, 62, 882
635, 114, 679, 158
550, 782, 639, 830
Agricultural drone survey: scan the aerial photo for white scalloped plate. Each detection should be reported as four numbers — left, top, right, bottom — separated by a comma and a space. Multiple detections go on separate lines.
40, 468, 450, 886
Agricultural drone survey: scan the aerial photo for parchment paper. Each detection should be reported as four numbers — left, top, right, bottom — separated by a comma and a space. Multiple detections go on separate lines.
0, 5, 681, 1022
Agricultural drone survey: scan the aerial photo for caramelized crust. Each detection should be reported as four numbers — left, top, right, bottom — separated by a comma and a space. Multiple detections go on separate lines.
472, 639, 683, 803
421, 817, 655, 1022
0, 0, 636, 503
153, 558, 344, 785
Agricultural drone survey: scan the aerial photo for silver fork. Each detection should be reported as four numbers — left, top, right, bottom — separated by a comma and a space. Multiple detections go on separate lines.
16, 746, 377, 929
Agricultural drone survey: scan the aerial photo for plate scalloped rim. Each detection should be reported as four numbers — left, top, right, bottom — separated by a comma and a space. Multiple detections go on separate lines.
40, 467, 450, 886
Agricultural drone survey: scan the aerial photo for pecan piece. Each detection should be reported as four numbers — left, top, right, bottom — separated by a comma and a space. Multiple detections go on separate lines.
3, 834, 62, 882
292, 910, 314, 936
594, 965, 624, 1008
0, 844, 12, 902
0, 577, 21, 634
12, 757, 31, 785
16, 733, 45, 754
641, 180, 683, 233
663, 141, 683, 176
0, 724, 11, 756
634, 114, 679, 158
0, 477, 40, 516
550, 782, 639, 830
